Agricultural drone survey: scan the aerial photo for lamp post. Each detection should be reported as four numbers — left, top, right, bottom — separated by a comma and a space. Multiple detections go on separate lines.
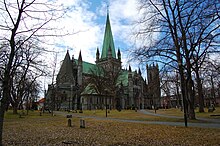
69, 84, 73, 112
51, 85, 55, 116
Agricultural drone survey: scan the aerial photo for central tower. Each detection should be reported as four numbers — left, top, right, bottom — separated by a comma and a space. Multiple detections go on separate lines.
96, 12, 121, 72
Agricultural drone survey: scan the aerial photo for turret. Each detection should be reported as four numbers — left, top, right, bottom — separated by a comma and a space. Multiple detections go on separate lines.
96, 47, 100, 62
78, 50, 82, 64
117, 48, 121, 61
156, 63, 159, 69
77, 50, 83, 86
72, 55, 77, 67
128, 65, 132, 72
138, 68, 141, 75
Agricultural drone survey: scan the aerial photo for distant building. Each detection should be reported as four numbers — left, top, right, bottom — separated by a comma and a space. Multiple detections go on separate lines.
46, 12, 161, 110
37, 98, 45, 110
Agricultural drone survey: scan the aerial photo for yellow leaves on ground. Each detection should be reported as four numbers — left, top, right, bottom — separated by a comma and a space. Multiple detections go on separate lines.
3, 111, 220, 145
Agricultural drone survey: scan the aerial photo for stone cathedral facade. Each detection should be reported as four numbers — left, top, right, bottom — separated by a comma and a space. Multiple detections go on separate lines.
46, 13, 160, 110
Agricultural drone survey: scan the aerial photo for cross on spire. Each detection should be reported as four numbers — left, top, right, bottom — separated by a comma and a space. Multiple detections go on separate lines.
107, 3, 109, 14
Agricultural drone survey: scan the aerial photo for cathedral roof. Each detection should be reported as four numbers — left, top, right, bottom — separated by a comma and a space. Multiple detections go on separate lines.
101, 12, 116, 59
75, 60, 98, 74
75, 58, 130, 86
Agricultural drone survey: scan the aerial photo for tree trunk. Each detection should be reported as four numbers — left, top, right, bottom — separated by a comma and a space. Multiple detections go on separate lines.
179, 66, 188, 127
210, 75, 216, 105
176, 0, 196, 120
0, 36, 16, 146
195, 70, 205, 112
176, 45, 188, 126
184, 47, 196, 119
0, 74, 11, 146
186, 78, 196, 120
0, 105, 5, 146
175, 73, 181, 108
13, 104, 18, 114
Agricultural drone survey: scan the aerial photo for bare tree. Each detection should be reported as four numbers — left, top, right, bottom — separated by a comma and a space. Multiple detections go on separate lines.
133, 0, 220, 122
1, 38, 45, 114
86, 66, 107, 96
24, 77, 41, 115
0, 0, 71, 144
160, 69, 181, 108
202, 60, 220, 106
86, 66, 122, 109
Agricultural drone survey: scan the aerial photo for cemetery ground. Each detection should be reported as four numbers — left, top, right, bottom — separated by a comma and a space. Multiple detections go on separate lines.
3, 108, 220, 146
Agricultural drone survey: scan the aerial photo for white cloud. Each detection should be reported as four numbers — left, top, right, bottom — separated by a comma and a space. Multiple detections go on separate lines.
41, 0, 104, 86
46, 0, 102, 63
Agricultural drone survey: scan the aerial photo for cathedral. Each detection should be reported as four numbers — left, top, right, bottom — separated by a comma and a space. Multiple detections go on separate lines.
46, 12, 161, 111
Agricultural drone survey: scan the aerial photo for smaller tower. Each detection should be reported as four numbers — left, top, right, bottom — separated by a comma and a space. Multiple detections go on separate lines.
77, 50, 83, 86
147, 63, 161, 108
128, 65, 134, 106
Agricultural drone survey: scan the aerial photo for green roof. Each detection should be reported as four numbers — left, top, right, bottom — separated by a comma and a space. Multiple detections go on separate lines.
82, 62, 97, 74
75, 59, 133, 87
75, 60, 102, 75
101, 13, 116, 59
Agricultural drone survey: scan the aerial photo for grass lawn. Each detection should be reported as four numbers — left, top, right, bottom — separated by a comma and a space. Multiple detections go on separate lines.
2, 110, 220, 145
75, 109, 181, 122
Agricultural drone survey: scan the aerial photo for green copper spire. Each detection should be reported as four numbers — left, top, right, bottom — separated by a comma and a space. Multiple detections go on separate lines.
101, 12, 116, 59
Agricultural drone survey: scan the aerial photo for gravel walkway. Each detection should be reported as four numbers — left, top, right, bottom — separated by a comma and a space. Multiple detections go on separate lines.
139, 110, 220, 123
55, 110, 220, 129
